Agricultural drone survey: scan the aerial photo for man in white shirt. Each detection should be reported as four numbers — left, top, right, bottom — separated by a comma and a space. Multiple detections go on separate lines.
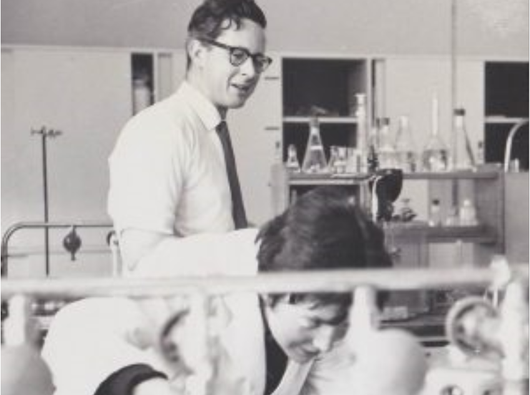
42, 187, 393, 395
107, 0, 272, 274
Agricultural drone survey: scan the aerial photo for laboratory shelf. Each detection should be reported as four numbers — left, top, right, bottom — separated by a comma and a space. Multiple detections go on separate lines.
386, 223, 497, 244
283, 116, 358, 124
287, 169, 501, 186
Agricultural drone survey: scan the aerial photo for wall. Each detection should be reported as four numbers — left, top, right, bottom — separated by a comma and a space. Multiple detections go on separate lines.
2, 0, 528, 58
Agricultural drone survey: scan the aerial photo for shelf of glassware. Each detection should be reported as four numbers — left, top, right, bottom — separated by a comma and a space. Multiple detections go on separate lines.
286, 168, 502, 245
287, 169, 500, 185
283, 116, 358, 125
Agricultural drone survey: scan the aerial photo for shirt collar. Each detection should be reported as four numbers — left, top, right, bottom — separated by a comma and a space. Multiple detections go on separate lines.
178, 81, 223, 131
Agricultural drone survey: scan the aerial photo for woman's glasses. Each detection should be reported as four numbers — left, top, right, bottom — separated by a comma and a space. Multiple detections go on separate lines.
199, 38, 272, 73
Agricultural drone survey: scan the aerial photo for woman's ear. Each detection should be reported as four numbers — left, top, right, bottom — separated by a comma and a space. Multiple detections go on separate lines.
187, 38, 207, 69
262, 294, 292, 308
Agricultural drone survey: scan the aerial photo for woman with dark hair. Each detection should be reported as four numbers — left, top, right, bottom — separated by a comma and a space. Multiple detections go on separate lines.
43, 187, 393, 395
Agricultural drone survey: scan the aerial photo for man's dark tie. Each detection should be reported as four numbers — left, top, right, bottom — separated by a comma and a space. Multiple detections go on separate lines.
216, 120, 248, 229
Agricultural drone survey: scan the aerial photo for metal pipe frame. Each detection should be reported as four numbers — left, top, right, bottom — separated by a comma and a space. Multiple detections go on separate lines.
1, 221, 113, 277
2, 265, 528, 300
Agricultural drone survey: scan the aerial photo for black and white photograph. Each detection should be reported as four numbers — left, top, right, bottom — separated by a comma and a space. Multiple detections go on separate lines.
1, 0, 529, 394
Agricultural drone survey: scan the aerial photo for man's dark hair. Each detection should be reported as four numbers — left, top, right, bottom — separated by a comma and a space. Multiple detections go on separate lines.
256, 186, 392, 308
186, 0, 267, 69
188, 0, 267, 39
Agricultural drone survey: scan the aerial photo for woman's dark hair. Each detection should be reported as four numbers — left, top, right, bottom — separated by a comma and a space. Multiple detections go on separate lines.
256, 186, 392, 308
188, 0, 267, 40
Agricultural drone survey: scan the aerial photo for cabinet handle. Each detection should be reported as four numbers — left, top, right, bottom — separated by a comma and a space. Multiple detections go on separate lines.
264, 126, 281, 131
264, 76, 280, 81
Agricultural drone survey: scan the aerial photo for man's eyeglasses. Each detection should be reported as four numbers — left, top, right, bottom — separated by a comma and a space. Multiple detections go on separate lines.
199, 38, 272, 73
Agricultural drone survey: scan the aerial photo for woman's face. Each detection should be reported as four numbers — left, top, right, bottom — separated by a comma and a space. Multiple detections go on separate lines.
266, 297, 349, 363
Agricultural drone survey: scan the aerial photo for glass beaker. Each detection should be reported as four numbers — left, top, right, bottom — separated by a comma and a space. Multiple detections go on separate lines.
328, 146, 347, 174
302, 117, 328, 173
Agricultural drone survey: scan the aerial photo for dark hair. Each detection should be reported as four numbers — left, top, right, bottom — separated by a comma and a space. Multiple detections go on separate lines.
256, 186, 392, 308
188, 0, 267, 39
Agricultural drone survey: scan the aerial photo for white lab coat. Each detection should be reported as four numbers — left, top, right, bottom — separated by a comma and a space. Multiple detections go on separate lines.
42, 295, 353, 395
41, 229, 354, 395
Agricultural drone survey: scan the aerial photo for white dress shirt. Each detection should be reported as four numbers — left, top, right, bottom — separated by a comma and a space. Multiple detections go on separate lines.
108, 81, 234, 238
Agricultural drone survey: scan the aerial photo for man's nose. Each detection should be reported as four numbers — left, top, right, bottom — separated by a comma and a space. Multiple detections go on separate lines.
239, 56, 258, 77
312, 326, 335, 353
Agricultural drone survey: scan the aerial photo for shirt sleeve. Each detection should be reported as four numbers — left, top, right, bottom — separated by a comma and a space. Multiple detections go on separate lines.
108, 109, 192, 235
128, 228, 260, 278
41, 298, 159, 395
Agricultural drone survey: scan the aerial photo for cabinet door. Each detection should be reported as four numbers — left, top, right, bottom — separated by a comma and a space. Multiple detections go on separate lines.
229, 54, 283, 226
2, 48, 132, 276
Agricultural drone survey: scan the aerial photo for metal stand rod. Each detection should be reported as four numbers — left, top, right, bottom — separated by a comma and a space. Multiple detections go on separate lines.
30, 127, 62, 277
41, 133, 50, 276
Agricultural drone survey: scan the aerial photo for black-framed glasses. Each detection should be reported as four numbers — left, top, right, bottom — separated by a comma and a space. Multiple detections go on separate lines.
199, 38, 272, 73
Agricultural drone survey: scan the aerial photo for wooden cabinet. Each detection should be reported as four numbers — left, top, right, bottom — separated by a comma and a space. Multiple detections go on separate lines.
281, 57, 371, 165
484, 61, 529, 170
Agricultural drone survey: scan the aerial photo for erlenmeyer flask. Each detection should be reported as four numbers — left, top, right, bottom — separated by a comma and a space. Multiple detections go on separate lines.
453, 108, 475, 170
422, 94, 449, 172
394, 115, 418, 173
285, 144, 301, 173
302, 117, 328, 173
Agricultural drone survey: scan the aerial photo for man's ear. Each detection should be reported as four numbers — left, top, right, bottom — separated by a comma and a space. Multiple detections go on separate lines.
187, 38, 207, 69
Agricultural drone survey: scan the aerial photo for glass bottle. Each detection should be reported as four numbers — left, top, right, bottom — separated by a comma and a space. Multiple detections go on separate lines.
394, 115, 418, 173
453, 108, 475, 170
327, 146, 347, 174
367, 119, 380, 173
355, 94, 368, 173
270, 140, 289, 216
302, 117, 328, 173
377, 117, 397, 169
285, 144, 301, 173
459, 199, 478, 226
428, 198, 442, 227
422, 94, 449, 172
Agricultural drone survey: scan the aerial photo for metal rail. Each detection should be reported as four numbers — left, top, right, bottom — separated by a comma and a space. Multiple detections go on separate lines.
1, 265, 528, 300
1, 221, 113, 277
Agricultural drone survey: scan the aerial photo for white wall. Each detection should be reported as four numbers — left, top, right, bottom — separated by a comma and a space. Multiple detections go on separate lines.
2, 0, 528, 58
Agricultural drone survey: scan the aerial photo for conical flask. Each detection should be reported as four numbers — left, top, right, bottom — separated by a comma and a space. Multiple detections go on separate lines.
394, 115, 418, 173
453, 108, 475, 170
422, 94, 449, 172
285, 144, 301, 173
302, 117, 328, 173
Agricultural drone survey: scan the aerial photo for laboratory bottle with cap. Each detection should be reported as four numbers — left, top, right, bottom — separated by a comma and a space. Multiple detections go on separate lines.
302, 117, 328, 173
355, 94, 369, 173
